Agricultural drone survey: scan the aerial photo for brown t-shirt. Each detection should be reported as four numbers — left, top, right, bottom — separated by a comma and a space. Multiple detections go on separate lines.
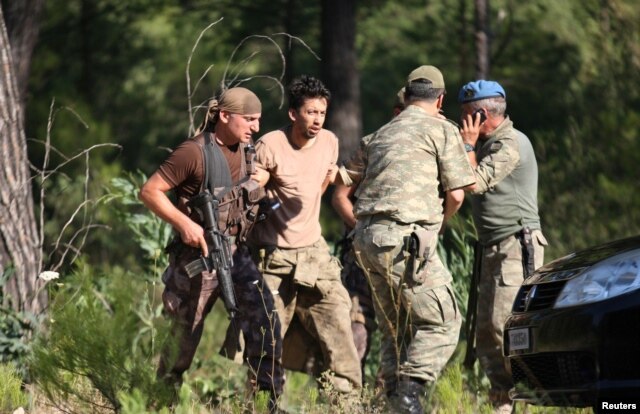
249, 127, 339, 248
157, 134, 244, 214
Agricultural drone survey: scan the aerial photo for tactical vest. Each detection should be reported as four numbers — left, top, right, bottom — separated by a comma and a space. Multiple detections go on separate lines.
188, 133, 265, 243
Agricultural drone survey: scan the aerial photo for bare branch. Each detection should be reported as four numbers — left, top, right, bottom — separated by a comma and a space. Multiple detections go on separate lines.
270, 32, 321, 61
222, 34, 286, 89
190, 64, 214, 99
38, 99, 55, 271
234, 75, 285, 107
30, 142, 122, 183
224, 50, 262, 86
48, 198, 95, 268
50, 223, 110, 272
186, 18, 224, 136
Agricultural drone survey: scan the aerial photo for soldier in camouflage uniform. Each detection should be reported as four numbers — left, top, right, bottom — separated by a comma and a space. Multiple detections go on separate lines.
140, 87, 284, 409
335, 66, 476, 413
459, 80, 547, 413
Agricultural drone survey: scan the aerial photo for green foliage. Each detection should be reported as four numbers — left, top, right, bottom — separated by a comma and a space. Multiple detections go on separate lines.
0, 364, 29, 412
438, 214, 477, 322
0, 307, 37, 380
187, 350, 246, 410
0, 268, 39, 379
103, 172, 173, 275
29, 263, 172, 412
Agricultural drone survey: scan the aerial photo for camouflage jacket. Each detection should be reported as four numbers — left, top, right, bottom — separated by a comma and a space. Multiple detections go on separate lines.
339, 105, 475, 225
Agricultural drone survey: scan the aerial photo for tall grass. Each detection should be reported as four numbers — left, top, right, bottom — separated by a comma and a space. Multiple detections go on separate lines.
0, 363, 28, 412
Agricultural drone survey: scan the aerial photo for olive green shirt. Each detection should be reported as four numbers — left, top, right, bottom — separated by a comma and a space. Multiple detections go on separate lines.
469, 117, 541, 245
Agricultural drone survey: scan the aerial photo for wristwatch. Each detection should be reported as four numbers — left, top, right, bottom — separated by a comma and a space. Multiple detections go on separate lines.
464, 143, 475, 153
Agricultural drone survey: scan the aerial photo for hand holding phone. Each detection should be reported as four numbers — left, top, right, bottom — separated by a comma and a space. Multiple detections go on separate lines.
473, 109, 487, 124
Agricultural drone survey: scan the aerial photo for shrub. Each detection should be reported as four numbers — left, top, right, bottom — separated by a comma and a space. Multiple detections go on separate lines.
29, 263, 172, 413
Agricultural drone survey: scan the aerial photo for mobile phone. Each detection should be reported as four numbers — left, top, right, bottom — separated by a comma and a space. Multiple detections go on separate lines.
473, 109, 487, 124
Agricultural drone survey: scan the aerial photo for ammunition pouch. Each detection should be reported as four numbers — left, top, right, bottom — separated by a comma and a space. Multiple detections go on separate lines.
217, 179, 266, 243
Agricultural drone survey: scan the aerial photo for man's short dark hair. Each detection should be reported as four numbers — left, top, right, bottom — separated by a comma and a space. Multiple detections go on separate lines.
288, 75, 331, 110
404, 79, 445, 103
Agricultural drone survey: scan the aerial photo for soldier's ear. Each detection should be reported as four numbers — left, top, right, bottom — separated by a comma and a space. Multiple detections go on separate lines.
219, 110, 231, 124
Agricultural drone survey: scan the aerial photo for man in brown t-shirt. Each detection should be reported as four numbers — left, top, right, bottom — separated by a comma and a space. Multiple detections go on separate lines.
140, 87, 284, 408
249, 75, 362, 394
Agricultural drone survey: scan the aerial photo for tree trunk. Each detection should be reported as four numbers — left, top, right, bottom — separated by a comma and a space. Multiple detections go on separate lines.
0, 5, 44, 313
1, 0, 45, 109
474, 0, 490, 79
459, 0, 470, 81
321, 0, 362, 163
283, 0, 297, 87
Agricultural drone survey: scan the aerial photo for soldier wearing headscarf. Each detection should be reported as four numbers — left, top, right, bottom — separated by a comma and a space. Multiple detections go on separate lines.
140, 87, 284, 410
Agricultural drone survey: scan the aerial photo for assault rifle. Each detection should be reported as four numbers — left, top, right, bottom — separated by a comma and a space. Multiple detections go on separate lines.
185, 190, 239, 319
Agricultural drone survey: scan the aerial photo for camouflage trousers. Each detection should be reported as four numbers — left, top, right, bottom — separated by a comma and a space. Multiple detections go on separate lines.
353, 218, 461, 391
253, 237, 362, 392
158, 244, 284, 395
476, 230, 547, 400
338, 238, 377, 379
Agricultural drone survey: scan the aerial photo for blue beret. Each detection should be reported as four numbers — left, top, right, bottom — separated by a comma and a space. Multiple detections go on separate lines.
458, 80, 506, 103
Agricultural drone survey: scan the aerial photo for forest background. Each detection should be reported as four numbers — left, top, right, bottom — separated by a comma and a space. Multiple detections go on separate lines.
1, 0, 639, 412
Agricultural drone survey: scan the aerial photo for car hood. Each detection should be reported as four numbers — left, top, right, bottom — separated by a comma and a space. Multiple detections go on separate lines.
524, 235, 640, 284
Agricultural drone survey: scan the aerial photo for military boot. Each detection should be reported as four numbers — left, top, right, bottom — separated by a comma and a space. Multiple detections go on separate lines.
386, 378, 424, 414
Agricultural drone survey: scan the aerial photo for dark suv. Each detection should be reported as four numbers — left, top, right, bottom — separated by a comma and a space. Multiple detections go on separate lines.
504, 236, 640, 406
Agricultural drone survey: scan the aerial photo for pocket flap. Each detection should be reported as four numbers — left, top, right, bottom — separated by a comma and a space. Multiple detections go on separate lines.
534, 231, 549, 246
371, 227, 404, 248
265, 250, 295, 275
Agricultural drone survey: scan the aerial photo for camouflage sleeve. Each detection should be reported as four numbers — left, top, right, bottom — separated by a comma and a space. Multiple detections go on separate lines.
438, 125, 476, 191
471, 135, 520, 194
337, 133, 370, 186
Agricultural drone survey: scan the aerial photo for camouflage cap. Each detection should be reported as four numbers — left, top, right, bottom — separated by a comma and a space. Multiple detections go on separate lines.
407, 65, 445, 89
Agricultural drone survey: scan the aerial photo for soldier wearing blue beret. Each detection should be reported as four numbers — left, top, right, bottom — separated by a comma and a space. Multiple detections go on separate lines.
459, 80, 548, 414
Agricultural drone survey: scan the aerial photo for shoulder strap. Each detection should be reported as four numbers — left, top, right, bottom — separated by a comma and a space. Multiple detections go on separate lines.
216, 141, 255, 201
202, 132, 233, 197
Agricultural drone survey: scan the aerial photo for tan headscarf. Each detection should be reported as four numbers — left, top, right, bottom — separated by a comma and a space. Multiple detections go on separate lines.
197, 87, 262, 133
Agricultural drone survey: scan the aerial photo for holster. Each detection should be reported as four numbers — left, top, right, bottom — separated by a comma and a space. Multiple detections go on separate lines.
516, 227, 535, 277
402, 226, 436, 285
